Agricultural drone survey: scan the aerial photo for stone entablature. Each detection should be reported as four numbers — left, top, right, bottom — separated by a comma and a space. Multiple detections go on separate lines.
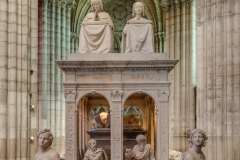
56, 53, 178, 160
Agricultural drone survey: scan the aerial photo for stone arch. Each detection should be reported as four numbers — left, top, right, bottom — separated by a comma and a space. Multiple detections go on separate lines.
122, 90, 158, 106
76, 90, 111, 106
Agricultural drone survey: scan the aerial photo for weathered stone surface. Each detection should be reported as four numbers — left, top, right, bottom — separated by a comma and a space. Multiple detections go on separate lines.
196, 0, 240, 160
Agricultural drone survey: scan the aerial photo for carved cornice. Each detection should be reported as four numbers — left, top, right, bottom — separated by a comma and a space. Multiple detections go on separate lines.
161, 0, 193, 12
55, 60, 179, 72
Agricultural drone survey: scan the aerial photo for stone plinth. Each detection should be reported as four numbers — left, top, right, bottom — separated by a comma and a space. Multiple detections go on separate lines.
55, 52, 178, 160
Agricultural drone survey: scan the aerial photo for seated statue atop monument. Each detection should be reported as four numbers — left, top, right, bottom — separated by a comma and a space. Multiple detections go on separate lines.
34, 129, 60, 160
125, 134, 155, 160
180, 129, 208, 160
78, 0, 114, 54
121, 2, 154, 53
83, 139, 108, 160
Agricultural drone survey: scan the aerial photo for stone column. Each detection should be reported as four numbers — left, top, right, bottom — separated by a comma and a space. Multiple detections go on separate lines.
0, 0, 38, 159
64, 86, 77, 160
110, 90, 123, 160
38, 0, 73, 154
161, 0, 197, 152
156, 90, 170, 160
0, 0, 8, 157
196, 0, 240, 159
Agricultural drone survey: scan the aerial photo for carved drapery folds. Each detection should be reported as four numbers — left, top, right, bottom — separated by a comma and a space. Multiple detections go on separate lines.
110, 90, 123, 159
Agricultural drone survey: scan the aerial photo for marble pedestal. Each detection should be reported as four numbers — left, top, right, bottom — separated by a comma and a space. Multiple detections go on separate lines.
55, 53, 178, 160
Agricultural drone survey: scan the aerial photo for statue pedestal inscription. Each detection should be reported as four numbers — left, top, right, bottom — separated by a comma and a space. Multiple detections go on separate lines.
56, 53, 178, 160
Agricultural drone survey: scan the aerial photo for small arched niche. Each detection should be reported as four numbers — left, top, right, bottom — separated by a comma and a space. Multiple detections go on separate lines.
77, 93, 110, 159
123, 93, 156, 156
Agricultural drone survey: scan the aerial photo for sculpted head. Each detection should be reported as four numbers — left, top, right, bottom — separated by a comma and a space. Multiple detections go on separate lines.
88, 139, 97, 151
188, 129, 208, 148
132, 2, 145, 18
37, 129, 53, 148
136, 134, 146, 152
91, 0, 103, 12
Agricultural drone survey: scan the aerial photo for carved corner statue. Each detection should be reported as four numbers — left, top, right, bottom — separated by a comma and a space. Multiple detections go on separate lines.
34, 129, 60, 160
125, 134, 155, 160
83, 139, 108, 160
180, 129, 208, 160
78, 0, 114, 53
121, 2, 154, 53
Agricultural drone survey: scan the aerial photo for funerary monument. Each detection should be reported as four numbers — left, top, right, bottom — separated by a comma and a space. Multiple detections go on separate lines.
56, 0, 178, 159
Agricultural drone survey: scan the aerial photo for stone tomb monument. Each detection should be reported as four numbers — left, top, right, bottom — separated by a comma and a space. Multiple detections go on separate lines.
56, 53, 178, 160
56, 2, 178, 160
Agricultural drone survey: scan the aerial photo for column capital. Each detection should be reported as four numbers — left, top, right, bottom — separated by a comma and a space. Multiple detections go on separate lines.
158, 90, 170, 102
64, 90, 77, 102
160, 1, 173, 12
161, 0, 193, 12
111, 90, 123, 101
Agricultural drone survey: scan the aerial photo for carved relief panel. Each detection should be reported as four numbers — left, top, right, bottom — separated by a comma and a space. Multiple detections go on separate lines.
110, 90, 123, 159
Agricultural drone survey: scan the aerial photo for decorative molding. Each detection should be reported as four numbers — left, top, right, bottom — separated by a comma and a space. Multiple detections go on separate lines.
64, 90, 77, 102
159, 102, 168, 160
111, 90, 123, 101
66, 104, 74, 159
55, 60, 178, 72
158, 90, 170, 101
111, 91, 123, 159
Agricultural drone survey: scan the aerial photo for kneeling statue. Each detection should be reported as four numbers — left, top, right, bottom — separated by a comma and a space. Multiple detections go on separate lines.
34, 129, 60, 160
121, 2, 154, 53
83, 139, 108, 160
180, 129, 208, 160
78, 0, 114, 53
125, 134, 155, 160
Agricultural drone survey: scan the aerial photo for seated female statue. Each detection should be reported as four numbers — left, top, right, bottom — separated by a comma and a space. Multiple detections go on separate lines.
121, 2, 154, 53
78, 0, 114, 53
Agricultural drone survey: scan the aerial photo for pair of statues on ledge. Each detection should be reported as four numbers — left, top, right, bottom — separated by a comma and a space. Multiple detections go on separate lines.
33, 129, 208, 160
78, 0, 154, 54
